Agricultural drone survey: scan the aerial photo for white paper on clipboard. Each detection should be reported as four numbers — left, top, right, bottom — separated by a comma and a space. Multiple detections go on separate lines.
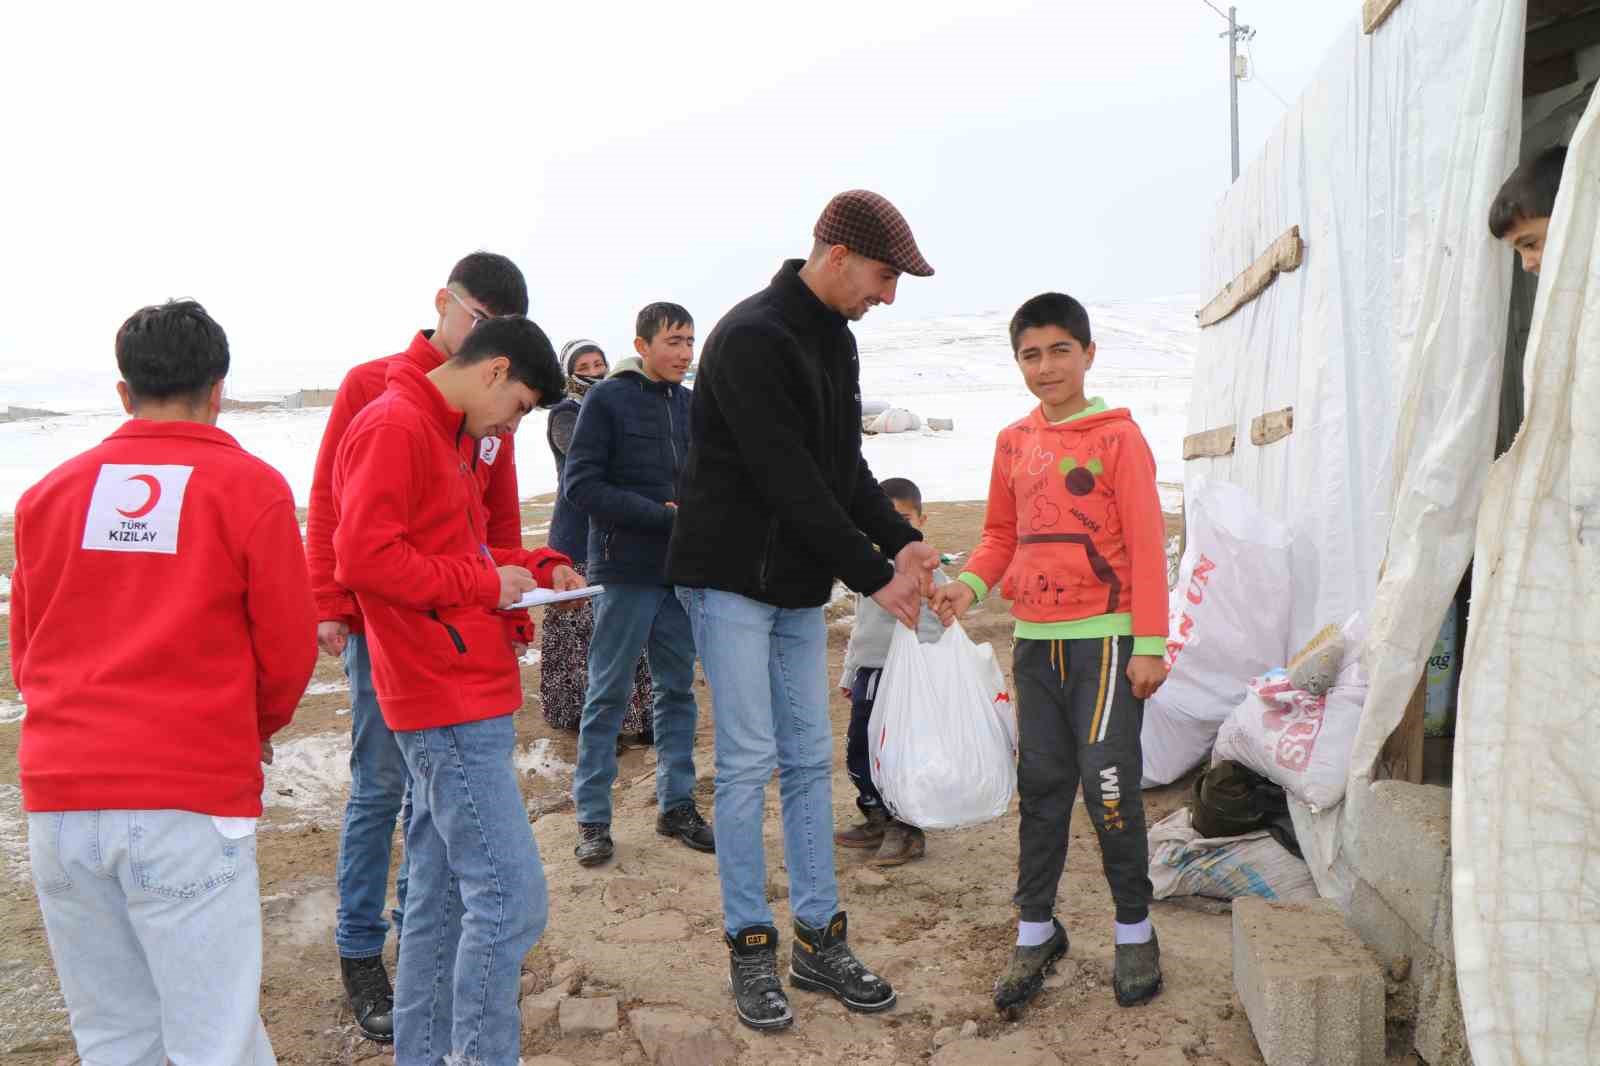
508, 584, 604, 610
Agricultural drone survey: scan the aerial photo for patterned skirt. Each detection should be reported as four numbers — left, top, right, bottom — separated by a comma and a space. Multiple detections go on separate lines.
538, 562, 654, 735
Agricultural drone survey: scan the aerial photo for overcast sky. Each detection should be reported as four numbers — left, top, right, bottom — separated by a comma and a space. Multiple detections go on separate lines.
1, 0, 1356, 406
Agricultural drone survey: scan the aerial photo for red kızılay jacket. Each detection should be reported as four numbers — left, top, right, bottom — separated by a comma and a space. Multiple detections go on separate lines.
11, 420, 317, 816
332, 360, 570, 731
305, 330, 527, 637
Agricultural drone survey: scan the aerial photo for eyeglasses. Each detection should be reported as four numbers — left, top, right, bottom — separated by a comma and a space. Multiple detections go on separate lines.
447, 288, 491, 330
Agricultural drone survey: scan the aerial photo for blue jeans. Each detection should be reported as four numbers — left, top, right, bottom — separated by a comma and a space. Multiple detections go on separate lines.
392, 714, 548, 1066
336, 633, 410, 958
28, 809, 275, 1065
573, 584, 699, 825
676, 588, 838, 935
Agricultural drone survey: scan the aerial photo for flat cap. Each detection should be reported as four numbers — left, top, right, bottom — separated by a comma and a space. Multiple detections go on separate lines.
813, 190, 934, 277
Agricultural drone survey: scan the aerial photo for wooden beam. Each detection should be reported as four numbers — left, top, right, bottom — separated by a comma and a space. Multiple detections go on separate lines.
1363, 0, 1404, 33
1379, 674, 1427, 784
1528, 9, 1600, 65
1251, 406, 1294, 446
1195, 226, 1304, 328
1525, 50, 1580, 97
1183, 424, 1237, 460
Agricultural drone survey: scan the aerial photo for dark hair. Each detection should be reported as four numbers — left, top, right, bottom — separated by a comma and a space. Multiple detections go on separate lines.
635, 302, 693, 344
448, 251, 529, 316
880, 477, 923, 514
1009, 292, 1092, 352
454, 316, 564, 408
115, 300, 230, 403
1489, 146, 1567, 238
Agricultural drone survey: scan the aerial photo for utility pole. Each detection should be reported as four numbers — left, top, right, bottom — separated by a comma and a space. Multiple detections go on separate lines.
1228, 6, 1241, 181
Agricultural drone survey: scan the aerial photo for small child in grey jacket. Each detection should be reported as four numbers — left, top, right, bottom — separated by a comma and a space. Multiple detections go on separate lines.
835, 477, 948, 866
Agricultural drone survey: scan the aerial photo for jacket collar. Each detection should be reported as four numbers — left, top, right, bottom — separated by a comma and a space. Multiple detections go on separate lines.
108, 419, 244, 450
771, 259, 848, 335
384, 358, 467, 442
401, 330, 448, 373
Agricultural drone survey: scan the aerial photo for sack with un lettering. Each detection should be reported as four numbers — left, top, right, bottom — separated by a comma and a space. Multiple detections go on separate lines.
1212, 614, 1368, 812
1140, 479, 1297, 787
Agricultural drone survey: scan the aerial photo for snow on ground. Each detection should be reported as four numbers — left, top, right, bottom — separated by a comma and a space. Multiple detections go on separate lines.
513, 737, 572, 778
0, 700, 23, 724
304, 678, 349, 696
0, 299, 1196, 514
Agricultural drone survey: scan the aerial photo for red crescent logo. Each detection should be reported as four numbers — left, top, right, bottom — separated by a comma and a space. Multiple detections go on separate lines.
116, 474, 162, 519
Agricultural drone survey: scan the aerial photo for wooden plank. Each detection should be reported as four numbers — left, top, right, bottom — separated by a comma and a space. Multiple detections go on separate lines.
1363, 0, 1404, 33
1525, 50, 1579, 97
1183, 424, 1237, 460
1195, 226, 1304, 328
1379, 673, 1427, 784
1527, 8, 1600, 65
1250, 406, 1295, 446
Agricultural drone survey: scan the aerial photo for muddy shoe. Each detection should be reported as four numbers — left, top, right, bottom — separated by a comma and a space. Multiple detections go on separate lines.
869, 822, 925, 867
1113, 931, 1163, 1007
992, 919, 1068, 1017
726, 925, 794, 1031
790, 911, 896, 1013
340, 954, 395, 1044
834, 806, 889, 849
574, 822, 614, 867
656, 801, 716, 853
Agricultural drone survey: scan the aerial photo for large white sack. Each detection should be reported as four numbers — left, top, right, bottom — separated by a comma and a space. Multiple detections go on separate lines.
864, 407, 922, 434
868, 621, 1017, 830
1141, 479, 1296, 787
1213, 615, 1368, 812
1149, 807, 1318, 902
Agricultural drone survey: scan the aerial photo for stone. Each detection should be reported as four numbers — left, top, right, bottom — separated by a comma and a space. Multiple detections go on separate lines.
629, 1007, 738, 1065
520, 971, 540, 996
933, 1025, 959, 1049
1232, 899, 1385, 1066
603, 876, 657, 912
1345, 781, 1453, 953
930, 1031, 1065, 1065
548, 958, 583, 995
520, 986, 569, 1031
606, 909, 690, 944
960, 1019, 979, 1038
559, 995, 620, 1036
853, 867, 890, 892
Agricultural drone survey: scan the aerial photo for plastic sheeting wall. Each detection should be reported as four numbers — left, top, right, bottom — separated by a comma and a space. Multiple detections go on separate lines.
1454, 91, 1600, 1066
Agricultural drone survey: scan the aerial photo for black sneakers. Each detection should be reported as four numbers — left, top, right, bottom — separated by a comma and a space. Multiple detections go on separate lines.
992, 918, 1069, 1016
575, 822, 614, 866
789, 912, 896, 1013
340, 954, 395, 1044
1113, 931, 1163, 1007
726, 925, 794, 1031
656, 801, 716, 853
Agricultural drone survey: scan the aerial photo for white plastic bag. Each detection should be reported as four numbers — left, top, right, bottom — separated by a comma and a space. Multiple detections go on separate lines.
1148, 807, 1318, 902
1212, 614, 1369, 812
868, 621, 1017, 829
1141, 479, 1296, 787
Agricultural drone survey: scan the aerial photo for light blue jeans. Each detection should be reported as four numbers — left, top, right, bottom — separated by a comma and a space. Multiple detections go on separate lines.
573, 583, 700, 825
336, 633, 410, 958
27, 809, 275, 1065
676, 588, 838, 935
392, 714, 547, 1066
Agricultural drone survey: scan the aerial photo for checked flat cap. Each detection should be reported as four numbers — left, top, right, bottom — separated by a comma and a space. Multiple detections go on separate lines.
813, 190, 934, 277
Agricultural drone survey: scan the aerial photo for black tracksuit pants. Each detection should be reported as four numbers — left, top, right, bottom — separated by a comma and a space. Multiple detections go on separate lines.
1013, 635, 1153, 925
844, 667, 885, 813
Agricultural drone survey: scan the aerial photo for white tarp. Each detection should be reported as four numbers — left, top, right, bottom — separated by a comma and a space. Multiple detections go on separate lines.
1453, 94, 1600, 1066
1188, 0, 1529, 1057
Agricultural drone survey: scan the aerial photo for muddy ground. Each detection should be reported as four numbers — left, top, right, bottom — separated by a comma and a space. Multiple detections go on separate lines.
0, 497, 1419, 1065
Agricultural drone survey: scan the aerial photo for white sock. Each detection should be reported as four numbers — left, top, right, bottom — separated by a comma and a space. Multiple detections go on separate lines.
1115, 918, 1153, 945
1017, 919, 1056, 947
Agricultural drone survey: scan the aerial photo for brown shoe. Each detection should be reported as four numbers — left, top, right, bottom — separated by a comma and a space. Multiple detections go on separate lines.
834, 807, 889, 849
870, 821, 925, 867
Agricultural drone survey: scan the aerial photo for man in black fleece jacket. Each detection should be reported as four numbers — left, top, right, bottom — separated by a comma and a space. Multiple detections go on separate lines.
668, 190, 940, 1033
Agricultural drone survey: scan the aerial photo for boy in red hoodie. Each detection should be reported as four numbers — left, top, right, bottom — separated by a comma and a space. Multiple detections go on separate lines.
933, 292, 1169, 1016
11, 300, 317, 1063
305, 251, 530, 1043
332, 314, 579, 1065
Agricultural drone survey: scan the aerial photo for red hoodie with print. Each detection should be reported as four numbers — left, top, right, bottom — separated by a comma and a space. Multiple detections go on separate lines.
305, 330, 527, 638
960, 401, 1168, 653
332, 361, 570, 731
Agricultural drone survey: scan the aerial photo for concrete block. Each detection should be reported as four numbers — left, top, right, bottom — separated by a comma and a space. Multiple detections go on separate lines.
558, 995, 619, 1035
1347, 878, 1470, 1065
1232, 899, 1385, 1066
1346, 781, 1453, 954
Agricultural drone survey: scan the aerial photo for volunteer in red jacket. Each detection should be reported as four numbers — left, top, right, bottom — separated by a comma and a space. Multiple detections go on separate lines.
304, 252, 529, 1042
11, 300, 317, 1064
332, 314, 580, 1065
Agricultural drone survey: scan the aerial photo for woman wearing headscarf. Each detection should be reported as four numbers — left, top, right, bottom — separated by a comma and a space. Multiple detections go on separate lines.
541, 339, 655, 738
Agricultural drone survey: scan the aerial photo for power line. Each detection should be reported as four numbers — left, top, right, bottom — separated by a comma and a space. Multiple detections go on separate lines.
1243, 38, 1291, 108
1199, 0, 1231, 22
